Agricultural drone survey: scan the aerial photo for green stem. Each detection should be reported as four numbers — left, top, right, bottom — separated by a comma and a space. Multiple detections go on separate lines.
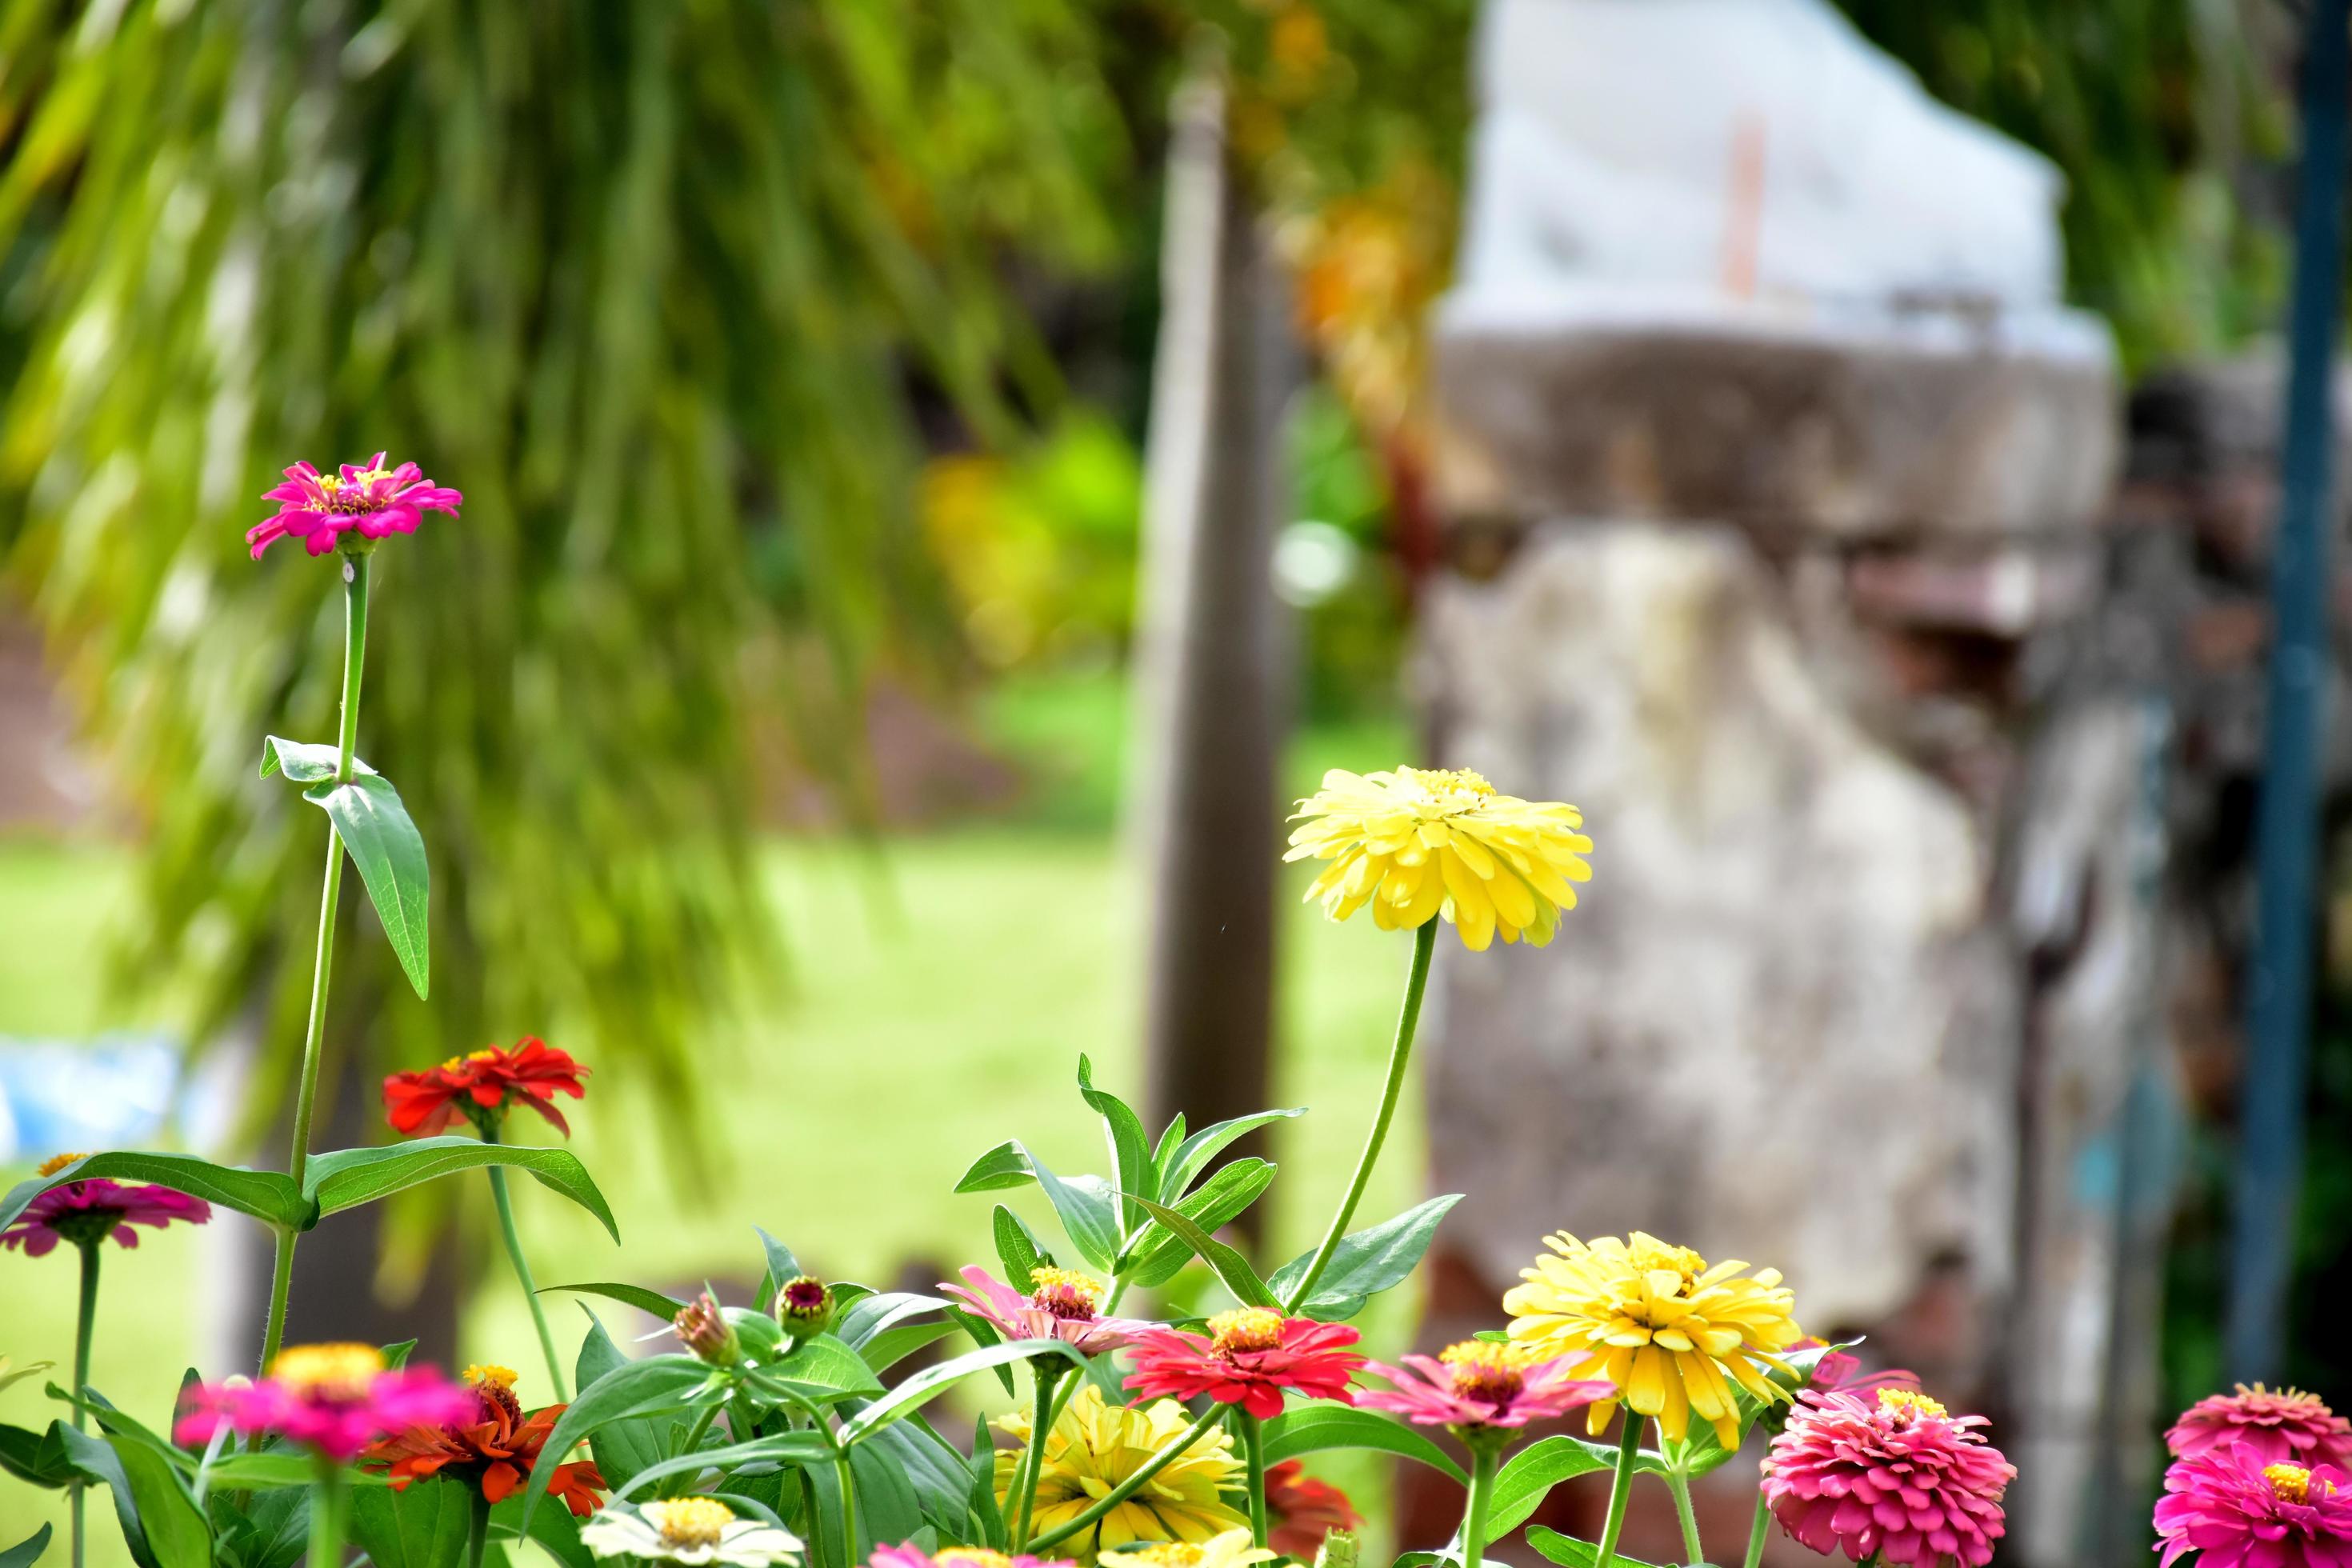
1461, 1443, 1501, 1568
464, 1489, 490, 1568
483, 1122, 567, 1398
262, 551, 370, 1372
1027, 1403, 1227, 1554
665, 1400, 724, 1498
1740, 1485, 1771, 1568
1593, 1415, 1645, 1568
1237, 1409, 1269, 1550
70, 1240, 98, 1568
799, 1470, 831, 1568
310, 1456, 345, 1568
837, 1450, 860, 1564
1010, 1365, 1065, 1549
1282, 919, 1437, 1311
1666, 1467, 1703, 1567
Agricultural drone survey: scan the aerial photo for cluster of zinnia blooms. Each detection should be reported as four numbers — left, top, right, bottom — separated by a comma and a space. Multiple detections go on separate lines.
2154, 1383, 2352, 1567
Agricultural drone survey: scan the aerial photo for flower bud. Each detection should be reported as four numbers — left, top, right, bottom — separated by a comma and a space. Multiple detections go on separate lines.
1314, 1530, 1359, 1568
674, 1290, 742, 1366
775, 1275, 834, 1339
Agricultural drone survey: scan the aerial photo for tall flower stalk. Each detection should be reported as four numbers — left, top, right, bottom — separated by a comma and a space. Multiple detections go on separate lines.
484, 1122, 566, 1398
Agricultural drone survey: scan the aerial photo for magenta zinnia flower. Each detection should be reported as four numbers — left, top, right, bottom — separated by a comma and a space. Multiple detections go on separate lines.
2156, 1447, 2352, 1568
1123, 1308, 1363, 1421
174, 1343, 474, 1462
249, 453, 462, 560
867, 1544, 1076, 1568
1355, 1340, 1612, 1430
2169, 1385, 2352, 1470
1762, 1387, 2014, 1567
939, 1265, 1152, 1356
2, 1154, 210, 1258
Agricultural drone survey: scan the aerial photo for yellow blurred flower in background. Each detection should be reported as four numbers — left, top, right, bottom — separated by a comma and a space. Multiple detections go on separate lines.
1284, 766, 1592, 949
1502, 1231, 1804, 1447
994, 1386, 1245, 1562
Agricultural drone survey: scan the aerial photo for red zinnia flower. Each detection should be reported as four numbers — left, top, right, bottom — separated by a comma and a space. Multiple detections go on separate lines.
1123, 1308, 1363, 1421
363, 1364, 604, 1517
1355, 1340, 1611, 1430
382, 1038, 589, 1138
249, 453, 461, 560
176, 1344, 474, 1462
2, 1154, 211, 1257
1762, 1387, 2014, 1567
2168, 1385, 2352, 1470
2157, 1447, 2352, 1568
1265, 1460, 1362, 1560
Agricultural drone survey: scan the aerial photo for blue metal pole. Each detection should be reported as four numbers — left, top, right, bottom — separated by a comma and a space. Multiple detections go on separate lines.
2225, 0, 2352, 1384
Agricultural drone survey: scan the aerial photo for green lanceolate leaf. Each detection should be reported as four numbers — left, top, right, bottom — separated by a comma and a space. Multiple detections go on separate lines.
1268, 1194, 1463, 1319
836, 1339, 1085, 1446
766, 1333, 884, 1401
858, 1321, 958, 1374
520, 1344, 717, 1534
754, 1227, 805, 1310
1160, 1106, 1303, 1199
302, 1137, 618, 1239
58, 1426, 209, 1568
0, 1154, 307, 1234
302, 770, 430, 999
1027, 1151, 1122, 1271
1075, 1054, 1153, 1226
195, 1451, 377, 1492
0, 1422, 81, 1489
209, 1486, 307, 1568
993, 1204, 1049, 1282
612, 1431, 836, 1500
348, 1476, 474, 1568
1126, 1194, 1278, 1307
1484, 1436, 1666, 1544
1524, 1527, 1663, 1568
1122, 1157, 1278, 1286
954, 1142, 1034, 1194
1261, 1405, 1469, 1486
0, 1527, 51, 1568
259, 736, 378, 784
488, 1491, 594, 1568
834, 1292, 949, 1354
541, 1282, 688, 1321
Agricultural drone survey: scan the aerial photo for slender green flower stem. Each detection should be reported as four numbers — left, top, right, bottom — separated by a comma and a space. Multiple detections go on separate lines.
1282, 920, 1437, 1312
801, 1470, 832, 1568
1236, 1408, 1270, 1549
464, 1490, 491, 1568
1027, 1403, 1227, 1553
260, 551, 371, 1374
1010, 1365, 1066, 1549
1666, 1467, 1703, 1567
664, 1399, 725, 1498
1460, 1443, 1502, 1568
837, 1450, 861, 1564
310, 1456, 346, 1568
70, 1240, 99, 1568
1740, 1486, 1772, 1568
1593, 1415, 1646, 1568
482, 1122, 567, 1398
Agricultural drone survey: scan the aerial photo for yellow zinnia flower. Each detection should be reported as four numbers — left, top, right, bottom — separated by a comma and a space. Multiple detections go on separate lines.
995, 1386, 1245, 1562
1501, 1231, 1803, 1448
1284, 767, 1592, 950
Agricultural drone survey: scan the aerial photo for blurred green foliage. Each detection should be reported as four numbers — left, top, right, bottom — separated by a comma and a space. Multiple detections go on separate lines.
0, 0, 1128, 1133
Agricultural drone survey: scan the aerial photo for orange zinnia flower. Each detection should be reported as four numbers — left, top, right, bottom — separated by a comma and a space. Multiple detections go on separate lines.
382, 1037, 589, 1138
363, 1364, 604, 1515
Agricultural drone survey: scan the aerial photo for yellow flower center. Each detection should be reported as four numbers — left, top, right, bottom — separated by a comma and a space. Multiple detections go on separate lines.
270, 1343, 385, 1400
1395, 766, 1497, 816
1118, 1547, 1204, 1568
1208, 1307, 1286, 1356
938, 1552, 1016, 1568
1876, 1388, 1948, 1420
2269, 1464, 2318, 1505
1442, 1340, 1537, 1402
644, 1498, 736, 1548
1625, 1234, 1709, 1286
463, 1364, 518, 1390
37, 1153, 89, 1178
1028, 1266, 1104, 1319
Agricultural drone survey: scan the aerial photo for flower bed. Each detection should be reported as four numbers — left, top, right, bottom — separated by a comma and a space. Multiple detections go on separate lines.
1, 456, 2341, 1568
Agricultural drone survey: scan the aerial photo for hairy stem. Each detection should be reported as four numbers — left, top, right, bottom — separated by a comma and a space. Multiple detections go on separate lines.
1741, 1484, 1772, 1568
1667, 1466, 1703, 1566
1282, 919, 1437, 1311
1594, 1415, 1645, 1568
1461, 1443, 1501, 1568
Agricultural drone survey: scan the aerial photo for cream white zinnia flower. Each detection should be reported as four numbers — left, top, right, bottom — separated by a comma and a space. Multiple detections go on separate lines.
581, 1498, 803, 1567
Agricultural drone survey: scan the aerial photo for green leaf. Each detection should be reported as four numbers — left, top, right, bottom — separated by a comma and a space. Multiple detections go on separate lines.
1126, 1195, 1278, 1308
58, 1426, 210, 1568
0, 1362, 53, 1396
348, 1476, 474, 1568
1524, 1527, 1664, 1568
867, 1419, 977, 1538
1484, 1436, 1665, 1544
1028, 1153, 1122, 1272
260, 736, 378, 784
303, 1137, 618, 1240
993, 1205, 1049, 1282
209, 1486, 306, 1568
489, 1491, 595, 1568
1123, 1157, 1278, 1286
0, 1526, 52, 1568
859, 1321, 958, 1375
0, 1422, 80, 1489
850, 1439, 926, 1545
522, 1332, 715, 1534
1261, 1405, 1468, 1486
834, 1292, 949, 1354
304, 770, 430, 999
754, 1227, 805, 1310
611, 1430, 837, 1499
837, 1339, 1085, 1446
0, 1154, 307, 1234
542, 1282, 687, 1321
769, 1333, 885, 1399
380, 1338, 418, 1370
1149, 1111, 1187, 1193
1075, 1054, 1153, 1226
953, 1142, 1034, 1194
1268, 1194, 1462, 1319
1162, 1106, 1303, 1198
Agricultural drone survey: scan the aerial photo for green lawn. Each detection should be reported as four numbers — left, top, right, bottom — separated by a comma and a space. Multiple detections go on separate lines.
0, 822, 1428, 1561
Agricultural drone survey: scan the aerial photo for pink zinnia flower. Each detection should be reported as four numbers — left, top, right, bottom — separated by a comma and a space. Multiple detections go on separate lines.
1123, 1308, 1363, 1421
867, 1544, 1075, 1568
249, 453, 461, 560
2156, 1447, 2352, 1568
2169, 1385, 2352, 1470
2, 1154, 210, 1258
939, 1265, 1152, 1356
1354, 1340, 1612, 1430
174, 1343, 474, 1462
1762, 1387, 2014, 1567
